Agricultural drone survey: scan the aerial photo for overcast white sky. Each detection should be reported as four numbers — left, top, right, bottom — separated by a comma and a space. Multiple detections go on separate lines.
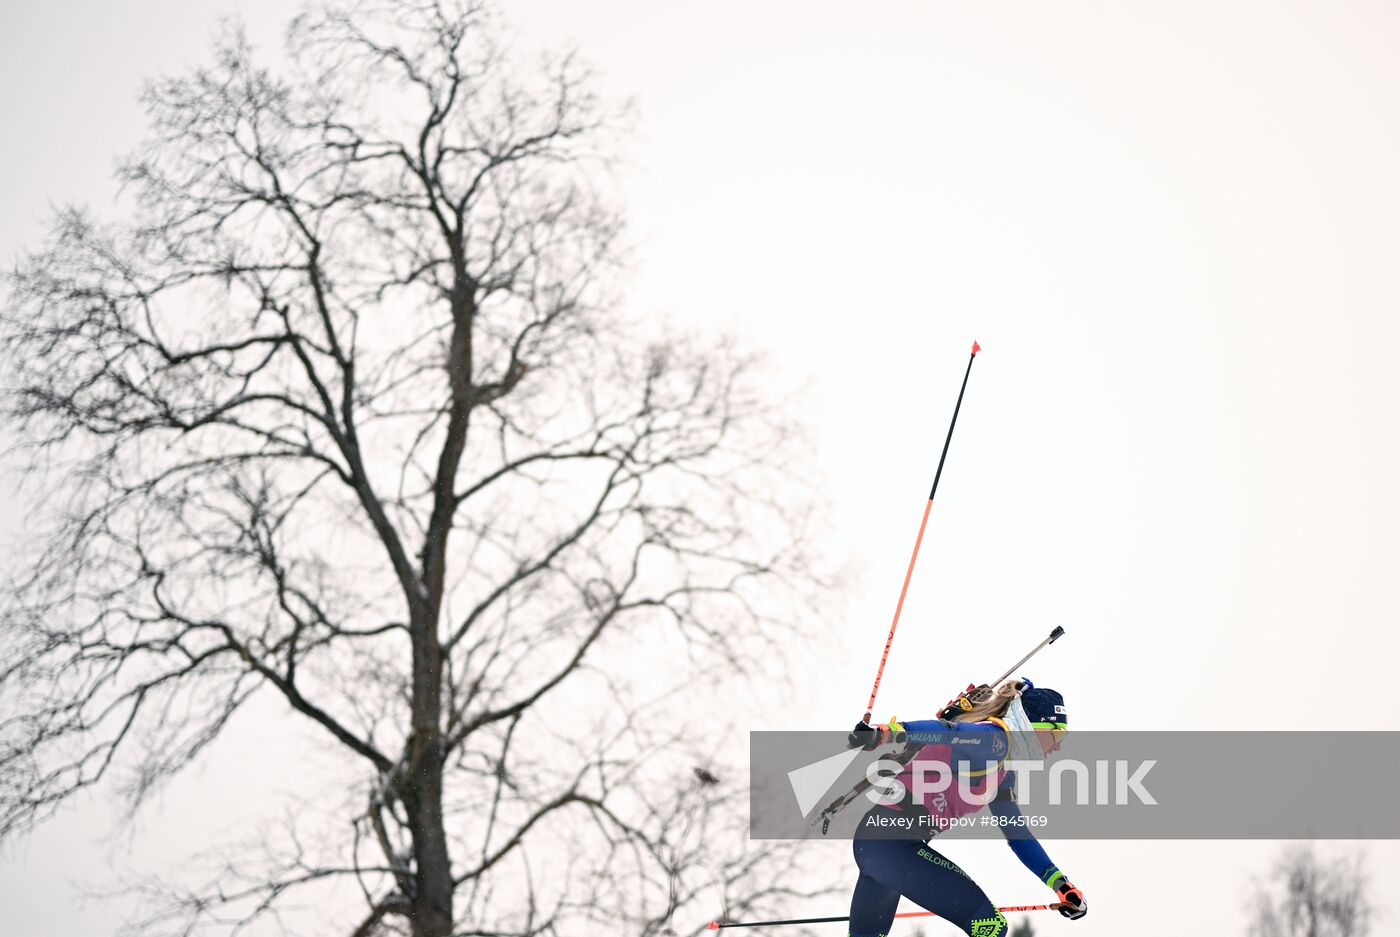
3, 1, 1400, 935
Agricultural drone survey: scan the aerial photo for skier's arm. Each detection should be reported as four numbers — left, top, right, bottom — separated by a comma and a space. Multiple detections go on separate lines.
899, 717, 1005, 754
988, 786, 1065, 889
991, 780, 1089, 919
853, 716, 1007, 753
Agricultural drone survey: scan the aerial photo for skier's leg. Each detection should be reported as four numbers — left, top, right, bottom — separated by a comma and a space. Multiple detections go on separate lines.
855, 839, 1008, 937
848, 840, 901, 937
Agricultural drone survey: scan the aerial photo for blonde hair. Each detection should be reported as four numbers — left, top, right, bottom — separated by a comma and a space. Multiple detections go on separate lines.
952, 679, 1026, 723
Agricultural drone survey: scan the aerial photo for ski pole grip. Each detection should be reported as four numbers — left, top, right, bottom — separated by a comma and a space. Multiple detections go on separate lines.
1048, 626, 1065, 643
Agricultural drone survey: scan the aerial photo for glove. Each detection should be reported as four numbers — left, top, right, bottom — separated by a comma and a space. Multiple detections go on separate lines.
1055, 880, 1087, 920
847, 720, 877, 750
847, 719, 907, 751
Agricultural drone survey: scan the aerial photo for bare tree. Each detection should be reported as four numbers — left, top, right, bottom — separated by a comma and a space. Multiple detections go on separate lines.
0, 3, 825, 935
1249, 846, 1374, 937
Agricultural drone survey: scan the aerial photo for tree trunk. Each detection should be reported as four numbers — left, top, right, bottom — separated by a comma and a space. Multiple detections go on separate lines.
406, 621, 454, 937
406, 753, 454, 936
405, 255, 474, 937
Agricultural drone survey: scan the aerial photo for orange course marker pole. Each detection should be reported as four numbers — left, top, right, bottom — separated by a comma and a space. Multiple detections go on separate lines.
861, 341, 980, 723
706, 901, 1060, 929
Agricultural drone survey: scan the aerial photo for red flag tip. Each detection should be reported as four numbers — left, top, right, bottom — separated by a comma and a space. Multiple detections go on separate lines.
707, 922, 721, 930
971, 341, 981, 355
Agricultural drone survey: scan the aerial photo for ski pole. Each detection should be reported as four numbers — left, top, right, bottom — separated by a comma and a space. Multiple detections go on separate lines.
862, 341, 980, 724
707, 903, 1062, 929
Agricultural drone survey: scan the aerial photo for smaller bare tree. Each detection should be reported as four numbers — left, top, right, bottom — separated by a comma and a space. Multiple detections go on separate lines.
1249, 846, 1373, 937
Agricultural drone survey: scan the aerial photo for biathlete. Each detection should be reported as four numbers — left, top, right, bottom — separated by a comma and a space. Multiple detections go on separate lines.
845, 680, 1086, 937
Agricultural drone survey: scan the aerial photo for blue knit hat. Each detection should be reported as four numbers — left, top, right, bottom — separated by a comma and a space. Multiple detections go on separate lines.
1020, 682, 1067, 726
